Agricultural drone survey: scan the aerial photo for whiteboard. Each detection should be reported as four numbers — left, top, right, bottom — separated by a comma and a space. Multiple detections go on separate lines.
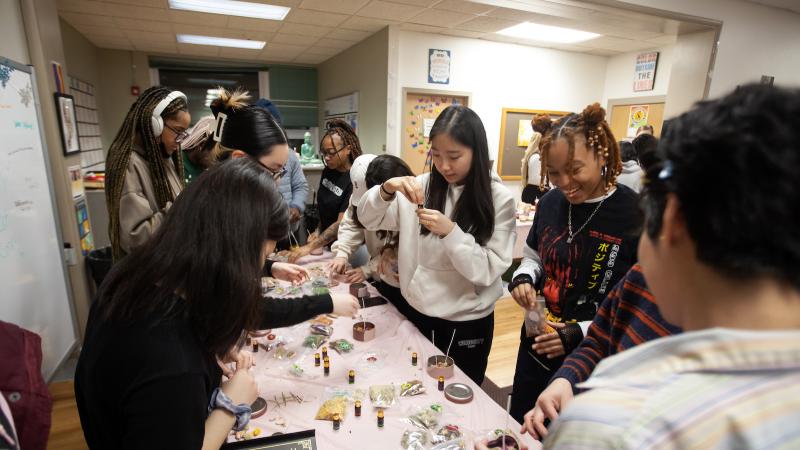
0, 57, 78, 380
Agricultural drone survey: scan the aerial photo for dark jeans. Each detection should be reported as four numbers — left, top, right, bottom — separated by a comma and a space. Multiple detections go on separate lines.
376, 281, 495, 385
510, 324, 564, 424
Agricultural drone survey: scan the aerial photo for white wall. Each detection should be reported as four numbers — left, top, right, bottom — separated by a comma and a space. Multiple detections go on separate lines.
601, 44, 673, 107
389, 30, 608, 161
663, 30, 716, 118
0, 0, 30, 65
615, 0, 800, 98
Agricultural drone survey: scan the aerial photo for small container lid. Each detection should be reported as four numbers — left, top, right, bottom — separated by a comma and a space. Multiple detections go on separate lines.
251, 397, 268, 418
444, 383, 474, 404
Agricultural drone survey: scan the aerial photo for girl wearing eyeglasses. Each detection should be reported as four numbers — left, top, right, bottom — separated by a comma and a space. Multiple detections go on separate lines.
106, 86, 190, 260
286, 119, 363, 262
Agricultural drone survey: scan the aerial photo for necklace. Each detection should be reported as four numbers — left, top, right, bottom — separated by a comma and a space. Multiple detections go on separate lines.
567, 198, 606, 244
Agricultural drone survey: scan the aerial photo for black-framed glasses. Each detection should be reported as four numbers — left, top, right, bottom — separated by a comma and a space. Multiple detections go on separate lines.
164, 122, 188, 143
258, 160, 287, 180
320, 144, 347, 158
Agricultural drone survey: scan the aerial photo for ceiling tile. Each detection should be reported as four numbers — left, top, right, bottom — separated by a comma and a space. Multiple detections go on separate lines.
458, 15, 517, 33
386, 0, 439, 6
293, 53, 329, 64
168, 10, 226, 26
645, 34, 677, 45
298, 0, 371, 15
408, 8, 475, 28
325, 28, 372, 41
441, 28, 486, 39
433, 0, 494, 15
302, 46, 341, 57
93, 41, 135, 50
249, 0, 301, 6
107, 4, 170, 22
133, 41, 178, 53
75, 25, 121, 38
586, 48, 619, 56
104, 0, 167, 8
264, 42, 309, 53
278, 22, 334, 37
585, 36, 653, 52
56, 0, 109, 16
270, 33, 321, 46
87, 35, 133, 47
172, 23, 270, 40
313, 38, 357, 49
123, 30, 176, 43
226, 17, 284, 32
285, 8, 350, 27
338, 15, 397, 32
113, 16, 171, 32
356, 1, 426, 21
177, 43, 221, 56
216, 48, 264, 60
398, 23, 448, 33
59, 12, 115, 27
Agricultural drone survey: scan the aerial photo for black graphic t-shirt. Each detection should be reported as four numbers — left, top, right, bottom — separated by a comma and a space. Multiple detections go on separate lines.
527, 185, 642, 322
317, 167, 352, 233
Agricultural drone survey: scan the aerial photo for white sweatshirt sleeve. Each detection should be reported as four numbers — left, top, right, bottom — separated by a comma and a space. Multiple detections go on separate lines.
330, 206, 366, 259
439, 187, 516, 287
356, 185, 400, 232
513, 243, 544, 284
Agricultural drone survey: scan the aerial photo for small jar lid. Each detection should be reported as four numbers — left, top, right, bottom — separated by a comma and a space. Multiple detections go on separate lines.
444, 383, 474, 404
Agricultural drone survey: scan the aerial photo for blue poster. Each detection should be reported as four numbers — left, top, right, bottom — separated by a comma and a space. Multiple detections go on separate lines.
428, 49, 451, 85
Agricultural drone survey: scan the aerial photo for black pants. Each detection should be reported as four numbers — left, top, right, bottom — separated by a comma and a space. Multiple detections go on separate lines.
377, 282, 494, 386
521, 184, 548, 204
509, 324, 564, 424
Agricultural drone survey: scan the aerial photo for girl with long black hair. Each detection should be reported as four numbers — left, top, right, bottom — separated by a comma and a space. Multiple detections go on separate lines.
357, 105, 516, 384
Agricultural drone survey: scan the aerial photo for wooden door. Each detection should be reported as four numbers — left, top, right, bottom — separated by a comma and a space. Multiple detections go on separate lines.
401, 92, 468, 175
609, 102, 665, 140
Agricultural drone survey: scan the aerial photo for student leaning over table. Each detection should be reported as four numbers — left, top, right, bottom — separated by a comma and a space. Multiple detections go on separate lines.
75, 159, 359, 450
357, 105, 516, 386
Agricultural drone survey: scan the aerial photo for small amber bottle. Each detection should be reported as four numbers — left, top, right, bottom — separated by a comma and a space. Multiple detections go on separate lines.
355, 400, 362, 417
438, 376, 445, 391
377, 409, 384, 428
324, 360, 330, 376
411, 352, 418, 366
314, 353, 321, 366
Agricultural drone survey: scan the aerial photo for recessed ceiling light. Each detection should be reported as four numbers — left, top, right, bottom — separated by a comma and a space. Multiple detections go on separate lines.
177, 34, 265, 49
169, 0, 290, 20
497, 22, 600, 43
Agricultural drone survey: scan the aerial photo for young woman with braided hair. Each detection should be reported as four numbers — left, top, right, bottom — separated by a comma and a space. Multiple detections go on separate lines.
507, 103, 642, 422
105, 86, 190, 260
520, 114, 553, 204
286, 119, 363, 262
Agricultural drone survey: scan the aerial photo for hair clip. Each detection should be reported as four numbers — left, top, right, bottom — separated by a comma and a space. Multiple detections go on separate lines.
658, 160, 674, 180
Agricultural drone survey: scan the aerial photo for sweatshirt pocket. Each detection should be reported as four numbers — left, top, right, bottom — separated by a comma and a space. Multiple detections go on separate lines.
406, 265, 478, 317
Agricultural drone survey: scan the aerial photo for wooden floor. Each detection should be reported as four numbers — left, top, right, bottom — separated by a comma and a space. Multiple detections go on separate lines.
45, 296, 523, 450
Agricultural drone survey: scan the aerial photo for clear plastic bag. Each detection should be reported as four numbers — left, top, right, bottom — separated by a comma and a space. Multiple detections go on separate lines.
303, 335, 326, 349
357, 350, 388, 375
369, 384, 398, 408
431, 438, 466, 450
483, 429, 522, 450
401, 429, 431, 450
330, 338, 355, 354
314, 397, 347, 421
403, 403, 444, 430
432, 424, 463, 444
323, 386, 366, 404
400, 379, 426, 397
524, 297, 552, 338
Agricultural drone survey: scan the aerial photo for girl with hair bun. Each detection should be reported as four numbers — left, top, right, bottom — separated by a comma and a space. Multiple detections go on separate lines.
520, 114, 554, 203
507, 103, 642, 422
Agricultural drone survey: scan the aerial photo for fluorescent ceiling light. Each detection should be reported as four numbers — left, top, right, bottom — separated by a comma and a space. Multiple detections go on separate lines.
497, 22, 600, 43
177, 34, 265, 49
169, 0, 290, 20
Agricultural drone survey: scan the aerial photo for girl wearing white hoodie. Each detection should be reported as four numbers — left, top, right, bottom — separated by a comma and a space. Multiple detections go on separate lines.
357, 105, 516, 384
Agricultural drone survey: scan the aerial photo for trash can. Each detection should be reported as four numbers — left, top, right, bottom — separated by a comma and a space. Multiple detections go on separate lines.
86, 246, 113, 292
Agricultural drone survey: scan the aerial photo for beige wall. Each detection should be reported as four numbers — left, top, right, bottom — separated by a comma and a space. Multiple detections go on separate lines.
318, 27, 388, 155
60, 19, 99, 89
0, 0, 30, 64
663, 31, 716, 118
96, 49, 151, 151
19, 0, 92, 337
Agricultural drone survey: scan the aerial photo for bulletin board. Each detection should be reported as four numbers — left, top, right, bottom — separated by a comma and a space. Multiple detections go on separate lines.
497, 108, 569, 180
401, 89, 470, 175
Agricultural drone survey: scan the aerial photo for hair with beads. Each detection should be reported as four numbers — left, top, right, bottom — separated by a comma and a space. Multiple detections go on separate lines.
105, 86, 188, 260
323, 119, 362, 164
539, 103, 621, 192
521, 114, 554, 183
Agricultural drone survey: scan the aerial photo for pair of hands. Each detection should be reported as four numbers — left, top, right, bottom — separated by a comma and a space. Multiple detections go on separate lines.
216, 350, 257, 406
328, 257, 367, 284
271, 261, 360, 316
382, 176, 455, 237
289, 207, 301, 224
510, 282, 566, 359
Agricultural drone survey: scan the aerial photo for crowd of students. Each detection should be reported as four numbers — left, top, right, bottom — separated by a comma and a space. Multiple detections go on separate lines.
70, 82, 799, 450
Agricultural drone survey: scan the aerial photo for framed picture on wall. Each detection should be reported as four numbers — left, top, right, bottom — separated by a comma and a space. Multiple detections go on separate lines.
54, 92, 80, 155
497, 108, 570, 180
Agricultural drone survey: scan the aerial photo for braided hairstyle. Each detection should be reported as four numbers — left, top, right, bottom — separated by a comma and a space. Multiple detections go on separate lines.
106, 86, 188, 260
323, 118, 362, 166
539, 103, 621, 192
521, 114, 554, 183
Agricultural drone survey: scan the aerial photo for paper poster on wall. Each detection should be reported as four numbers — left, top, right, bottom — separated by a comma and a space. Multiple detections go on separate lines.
68, 165, 84, 199
423, 118, 435, 138
627, 105, 650, 137
428, 49, 451, 85
633, 51, 659, 92
517, 119, 534, 147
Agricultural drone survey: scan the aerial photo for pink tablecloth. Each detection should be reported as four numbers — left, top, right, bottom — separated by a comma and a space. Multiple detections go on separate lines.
514, 219, 533, 259
240, 253, 541, 449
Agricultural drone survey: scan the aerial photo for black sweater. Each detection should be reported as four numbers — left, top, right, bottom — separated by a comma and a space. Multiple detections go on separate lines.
75, 271, 331, 449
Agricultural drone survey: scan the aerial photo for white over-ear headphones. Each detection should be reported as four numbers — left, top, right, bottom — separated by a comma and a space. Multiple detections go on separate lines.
150, 90, 188, 137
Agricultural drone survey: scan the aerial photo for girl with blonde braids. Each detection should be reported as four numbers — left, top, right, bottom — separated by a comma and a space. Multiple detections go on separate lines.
105, 86, 189, 260
520, 114, 554, 203
507, 103, 642, 422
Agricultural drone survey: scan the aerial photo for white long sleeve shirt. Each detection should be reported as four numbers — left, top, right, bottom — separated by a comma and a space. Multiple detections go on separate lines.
330, 206, 400, 288
357, 172, 516, 321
